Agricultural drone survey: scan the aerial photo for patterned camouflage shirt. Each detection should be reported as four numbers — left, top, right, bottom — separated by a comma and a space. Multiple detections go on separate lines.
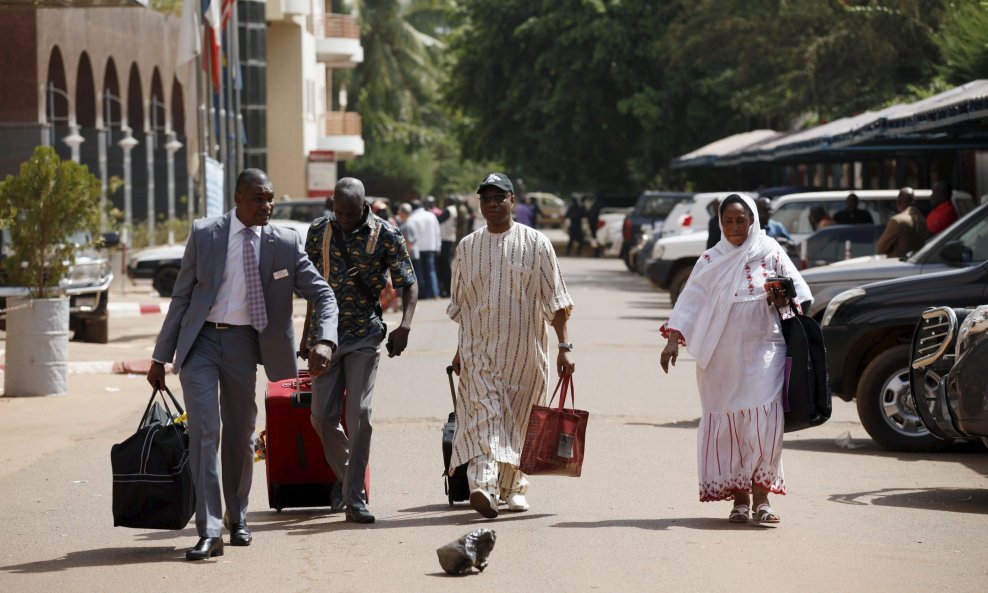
304, 209, 416, 347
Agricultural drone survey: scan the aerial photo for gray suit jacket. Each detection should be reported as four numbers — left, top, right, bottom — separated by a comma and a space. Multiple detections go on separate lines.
153, 212, 338, 381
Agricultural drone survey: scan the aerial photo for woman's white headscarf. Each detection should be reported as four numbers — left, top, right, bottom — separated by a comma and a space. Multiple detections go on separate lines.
666, 193, 779, 369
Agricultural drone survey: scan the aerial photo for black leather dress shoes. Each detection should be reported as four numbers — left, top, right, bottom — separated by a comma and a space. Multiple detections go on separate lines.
186, 537, 224, 561
230, 522, 252, 546
344, 505, 375, 524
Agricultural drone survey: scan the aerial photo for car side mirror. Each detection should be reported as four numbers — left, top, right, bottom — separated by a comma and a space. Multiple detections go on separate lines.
100, 231, 121, 249
939, 240, 972, 264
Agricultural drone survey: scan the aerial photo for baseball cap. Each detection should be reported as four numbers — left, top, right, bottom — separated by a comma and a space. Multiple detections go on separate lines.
477, 172, 513, 194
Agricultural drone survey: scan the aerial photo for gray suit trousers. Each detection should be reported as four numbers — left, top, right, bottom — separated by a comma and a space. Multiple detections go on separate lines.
179, 325, 260, 538
310, 331, 382, 507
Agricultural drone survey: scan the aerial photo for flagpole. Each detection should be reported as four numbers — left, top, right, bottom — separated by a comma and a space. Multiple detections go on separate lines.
231, 2, 244, 175
197, 24, 209, 217
223, 6, 236, 205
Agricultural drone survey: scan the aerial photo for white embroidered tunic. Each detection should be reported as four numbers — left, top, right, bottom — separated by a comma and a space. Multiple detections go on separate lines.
447, 223, 574, 470
662, 195, 812, 502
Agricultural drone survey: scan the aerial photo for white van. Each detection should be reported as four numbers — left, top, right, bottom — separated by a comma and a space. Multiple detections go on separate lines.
771, 189, 975, 245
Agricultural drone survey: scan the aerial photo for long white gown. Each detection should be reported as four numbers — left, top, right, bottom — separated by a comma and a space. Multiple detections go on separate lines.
446, 223, 574, 471
666, 245, 810, 501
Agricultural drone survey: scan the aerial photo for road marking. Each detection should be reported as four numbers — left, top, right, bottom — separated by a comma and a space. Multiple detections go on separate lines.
108, 302, 170, 316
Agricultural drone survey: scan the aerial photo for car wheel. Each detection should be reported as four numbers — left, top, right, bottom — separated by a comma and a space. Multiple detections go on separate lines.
669, 266, 692, 307
856, 344, 947, 452
153, 265, 180, 297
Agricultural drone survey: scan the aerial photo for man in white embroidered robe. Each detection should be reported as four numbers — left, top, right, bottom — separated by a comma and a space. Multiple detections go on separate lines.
448, 172, 575, 519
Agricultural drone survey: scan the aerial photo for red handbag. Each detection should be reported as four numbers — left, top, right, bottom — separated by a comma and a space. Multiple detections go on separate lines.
519, 375, 588, 477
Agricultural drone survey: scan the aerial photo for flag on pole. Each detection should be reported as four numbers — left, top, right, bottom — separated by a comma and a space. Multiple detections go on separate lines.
177, 0, 205, 182
203, 0, 237, 91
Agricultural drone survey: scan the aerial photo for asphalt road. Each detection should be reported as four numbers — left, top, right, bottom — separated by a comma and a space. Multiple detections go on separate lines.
1, 255, 986, 593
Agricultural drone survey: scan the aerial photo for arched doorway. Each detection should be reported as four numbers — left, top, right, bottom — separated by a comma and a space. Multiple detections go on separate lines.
76, 52, 97, 171
45, 46, 70, 160
125, 62, 147, 225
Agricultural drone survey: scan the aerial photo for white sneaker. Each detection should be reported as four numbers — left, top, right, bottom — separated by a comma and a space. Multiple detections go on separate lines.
469, 489, 498, 519
506, 493, 530, 512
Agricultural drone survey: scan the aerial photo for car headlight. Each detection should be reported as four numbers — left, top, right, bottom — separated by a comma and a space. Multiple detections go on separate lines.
821, 288, 865, 327
69, 261, 104, 283
956, 305, 988, 359
651, 244, 665, 261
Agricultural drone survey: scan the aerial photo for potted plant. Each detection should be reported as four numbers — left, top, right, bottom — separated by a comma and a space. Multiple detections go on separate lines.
0, 146, 101, 396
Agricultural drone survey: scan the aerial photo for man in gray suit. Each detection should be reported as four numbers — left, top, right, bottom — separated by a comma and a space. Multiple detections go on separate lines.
146, 169, 338, 561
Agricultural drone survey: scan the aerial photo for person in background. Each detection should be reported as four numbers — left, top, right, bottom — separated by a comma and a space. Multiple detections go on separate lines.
397, 203, 420, 281
876, 187, 928, 258
833, 193, 874, 225
565, 196, 586, 256
660, 193, 811, 526
448, 172, 575, 519
808, 206, 835, 231
514, 194, 535, 227
436, 196, 459, 298
301, 177, 418, 525
586, 195, 604, 257
408, 201, 441, 299
705, 198, 721, 250
927, 181, 958, 236
755, 197, 794, 244
146, 169, 338, 560
456, 196, 474, 241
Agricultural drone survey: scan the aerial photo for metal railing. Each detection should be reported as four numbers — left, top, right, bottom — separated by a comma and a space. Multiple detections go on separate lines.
322, 111, 362, 136
318, 13, 360, 39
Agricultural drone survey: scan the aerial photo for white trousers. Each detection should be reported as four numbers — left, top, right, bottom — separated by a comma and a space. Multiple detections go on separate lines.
467, 457, 528, 500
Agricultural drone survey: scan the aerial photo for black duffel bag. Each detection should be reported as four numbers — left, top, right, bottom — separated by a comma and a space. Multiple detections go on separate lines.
111, 387, 195, 529
778, 297, 832, 432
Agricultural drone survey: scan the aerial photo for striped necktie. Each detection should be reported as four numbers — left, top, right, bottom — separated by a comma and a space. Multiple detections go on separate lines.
242, 227, 268, 332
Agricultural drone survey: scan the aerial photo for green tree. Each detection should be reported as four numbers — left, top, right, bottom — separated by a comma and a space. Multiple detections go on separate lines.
0, 147, 101, 299
446, 0, 665, 191
936, 0, 988, 83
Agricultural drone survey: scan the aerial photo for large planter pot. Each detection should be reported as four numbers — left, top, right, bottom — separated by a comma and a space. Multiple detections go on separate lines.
3, 297, 69, 397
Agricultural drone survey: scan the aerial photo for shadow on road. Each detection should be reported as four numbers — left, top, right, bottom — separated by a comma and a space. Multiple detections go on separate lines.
551, 517, 767, 531
828, 487, 988, 514
1, 547, 180, 573
565, 268, 663, 296
626, 419, 700, 429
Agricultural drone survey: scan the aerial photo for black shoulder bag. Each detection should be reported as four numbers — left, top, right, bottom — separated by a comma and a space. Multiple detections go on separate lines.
776, 295, 832, 432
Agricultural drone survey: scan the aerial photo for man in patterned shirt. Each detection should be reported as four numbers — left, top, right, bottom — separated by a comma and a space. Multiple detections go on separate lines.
300, 177, 418, 524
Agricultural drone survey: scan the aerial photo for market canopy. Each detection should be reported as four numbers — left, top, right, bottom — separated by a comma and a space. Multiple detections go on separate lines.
672, 80, 988, 169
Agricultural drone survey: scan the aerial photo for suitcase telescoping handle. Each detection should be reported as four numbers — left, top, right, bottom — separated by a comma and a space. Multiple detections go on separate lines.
446, 365, 457, 408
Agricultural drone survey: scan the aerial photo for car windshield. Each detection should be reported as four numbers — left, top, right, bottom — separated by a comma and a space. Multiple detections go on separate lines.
639, 195, 682, 218
907, 204, 988, 263
271, 201, 325, 223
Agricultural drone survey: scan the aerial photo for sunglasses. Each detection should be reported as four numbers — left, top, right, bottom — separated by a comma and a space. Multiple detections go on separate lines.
479, 192, 511, 204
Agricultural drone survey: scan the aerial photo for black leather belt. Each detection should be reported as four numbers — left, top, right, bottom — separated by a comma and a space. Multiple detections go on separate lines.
204, 321, 252, 330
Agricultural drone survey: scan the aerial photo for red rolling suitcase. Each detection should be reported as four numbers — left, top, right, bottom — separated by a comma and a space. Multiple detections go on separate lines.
262, 370, 370, 511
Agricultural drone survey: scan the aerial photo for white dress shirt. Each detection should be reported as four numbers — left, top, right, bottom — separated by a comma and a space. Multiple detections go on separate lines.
207, 212, 261, 326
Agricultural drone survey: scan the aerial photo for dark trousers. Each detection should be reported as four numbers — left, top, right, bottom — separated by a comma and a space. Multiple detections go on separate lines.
438, 240, 455, 297
310, 332, 381, 507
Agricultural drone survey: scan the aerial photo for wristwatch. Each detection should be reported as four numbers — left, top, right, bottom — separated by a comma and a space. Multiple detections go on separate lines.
558, 342, 574, 352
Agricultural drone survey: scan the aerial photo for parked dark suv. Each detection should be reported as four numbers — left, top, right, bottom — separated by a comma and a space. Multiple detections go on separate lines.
620, 191, 692, 270
820, 262, 988, 451
910, 305, 988, 447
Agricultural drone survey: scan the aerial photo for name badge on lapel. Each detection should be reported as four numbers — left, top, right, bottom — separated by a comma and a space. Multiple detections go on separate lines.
273, 269, 289, 280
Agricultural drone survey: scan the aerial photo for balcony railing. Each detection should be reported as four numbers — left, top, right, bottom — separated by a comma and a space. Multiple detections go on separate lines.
319, 14, 360, 39
322, 112, 362, 136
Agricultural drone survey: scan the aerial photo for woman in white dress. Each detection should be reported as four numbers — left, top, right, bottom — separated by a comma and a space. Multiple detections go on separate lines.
659, 193, 811, 525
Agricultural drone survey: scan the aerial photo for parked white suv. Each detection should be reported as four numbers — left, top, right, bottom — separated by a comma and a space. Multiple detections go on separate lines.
771, 189, 975, 245
644, 192, 754, 303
